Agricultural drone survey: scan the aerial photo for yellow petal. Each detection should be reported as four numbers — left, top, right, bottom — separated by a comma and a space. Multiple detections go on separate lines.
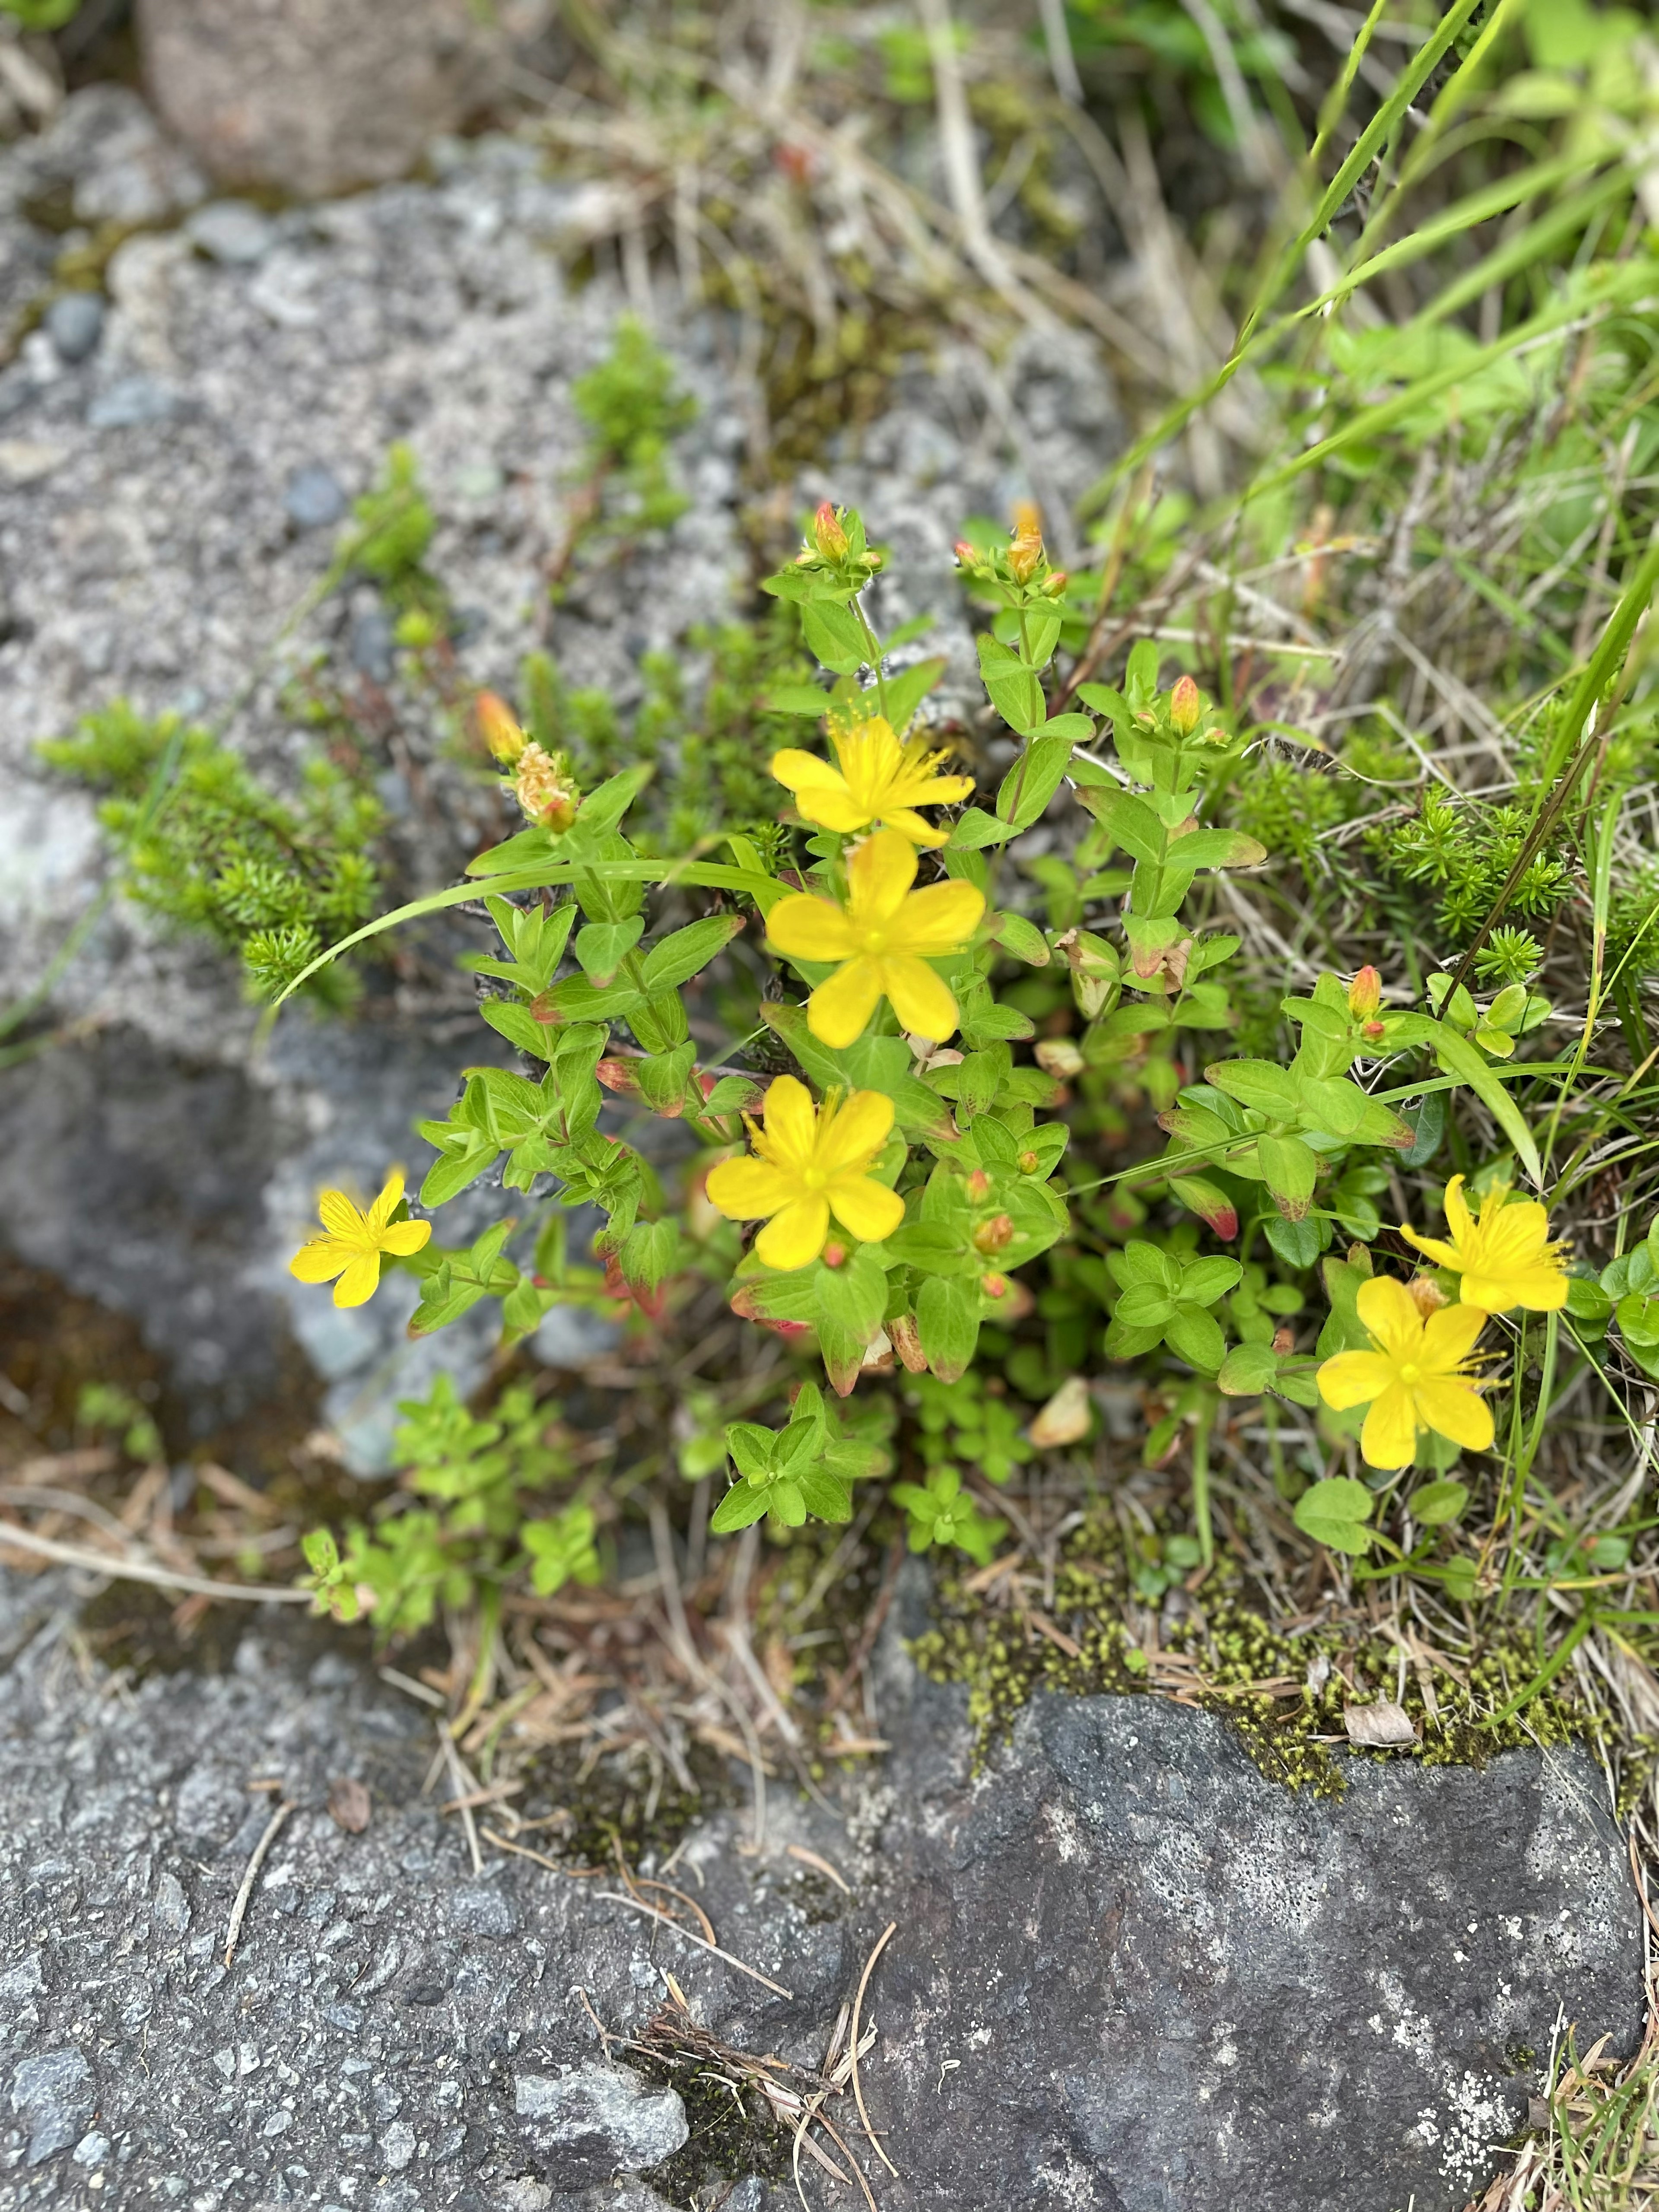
1421, 1300, 1489, 1367
1443, 1174, 1473, 1244
1360, 1384, 1417, 1471
827, 1174, 905, 1245
761, 1074, 817, 1168
815, 1087, 894, 1176
289, 1237, 350, 1284
755, 1196, 830, 1271
846, 829, 919, 924
1399, 1227, 1462, 1271
807, 957, 884, 1048
880, 807, 950, 848
367, 1171, 407, 1230
887, 877, 986, 953
1411, 1378, 1494, 1454
1462, 1262, 1566, 1314
1354, 1274, 1424, 1360
880, 954, 960, 1043
767, 893, 858, 963
333, 1250, 383, 1308
796, 785, 876, 833
1316, 1349, 1396, 1411
705, 1156, 796, 1220
318, 1188, 366, 1239
770, 748, 842, 794
379, 1219, 433, 1257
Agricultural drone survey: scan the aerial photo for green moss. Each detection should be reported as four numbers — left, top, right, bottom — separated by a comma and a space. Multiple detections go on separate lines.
513, 1737, 740, 1871
909, 1510, 1586, 1794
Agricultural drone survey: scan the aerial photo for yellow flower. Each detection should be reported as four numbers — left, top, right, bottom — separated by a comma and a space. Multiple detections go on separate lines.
770, 716, 973, 849
1317, 1275, 1493, 1472
289, 1171, 432, 1309
704, 1076, 905, 1271
1400, 1174, 1568, 1313
766, 829, 985, 1047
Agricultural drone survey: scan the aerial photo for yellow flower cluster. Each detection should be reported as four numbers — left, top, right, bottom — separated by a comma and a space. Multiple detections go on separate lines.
1316, 1176, 1569, 1472
711, 686, 985, 1268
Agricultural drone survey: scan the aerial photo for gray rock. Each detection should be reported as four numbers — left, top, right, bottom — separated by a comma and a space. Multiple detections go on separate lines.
349, 604, 396, 683
185, 199, 277, 267
514, 2063, 690, 2180
70, 2132, 111, 2168
0, 1581, 1640, 2210
153, 1869, 191, 1937
284, 459, 346, 529
86, 374, 184, 429
9, 2047, 95, 2165
43, 292, 105, 365
136, 0, 511, 197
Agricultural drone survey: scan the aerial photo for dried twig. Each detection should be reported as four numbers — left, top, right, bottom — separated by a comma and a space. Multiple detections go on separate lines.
224, 1799, 294, 1967
849, 1921, 899, 2179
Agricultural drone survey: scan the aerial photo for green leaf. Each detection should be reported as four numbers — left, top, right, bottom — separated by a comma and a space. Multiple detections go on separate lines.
1411, 1480, 1468, 1528
479, 999, 558, 1061
992, 912, 1050, 966
639, 912, 745, 995
574, 763, 654, 836
1165, 1302, 1226, 1373
816, 1248, 888, 1341
1206, 1059, 1301, 1117
1293, 1476, 1374, 1556
1179, 1257, 1243, 1307
883, 656, 948, 731
765, 684, 836, 715
710, 1484, 773, 1533
996, 733, 1075, 830
947, 807, 1016, 851
976, 636, 1045, 734
1430, 1027, 1542, 1188
796, 1466, 854, 1523
917, 1275, 980, 1384
575, 916, 645, 985
801, 600, 870, 674
1218, 1341, 1279, 1396
1256, 1132, 1318, 1218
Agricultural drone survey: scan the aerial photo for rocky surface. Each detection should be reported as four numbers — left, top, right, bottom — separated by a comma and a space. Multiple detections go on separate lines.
0, 1560, 1642, 2212
0, 86, 1120, 1462
135, 0, 518, 197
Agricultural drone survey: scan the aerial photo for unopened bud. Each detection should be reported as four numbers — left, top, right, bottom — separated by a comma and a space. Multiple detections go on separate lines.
1018, 1150, 1041, 1175
813, 500, 849, 563
1271, 1325, 1295, 1356
974, 1213, 1015, 1255
1034, 1037, 1084, 1078
1039, 570, 1069, 598
980, 1272, 1008, 1300
1362, 1019, 1386, 1042
512, 742, 581, 832
822, 1240, 847, 1269
1407, 1274, 1448, 1316
1348, 965, 1382, 1018
1169, 675, 1202, 735
477, 690, 528, 765
966, 1169, 992, 1201
953, 539, 980, 569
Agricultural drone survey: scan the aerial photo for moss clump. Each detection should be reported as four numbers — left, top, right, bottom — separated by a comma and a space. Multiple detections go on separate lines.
641, 2068, 792, 2209
513, 1737, 739, 1871
909, 1510, 1585, 1794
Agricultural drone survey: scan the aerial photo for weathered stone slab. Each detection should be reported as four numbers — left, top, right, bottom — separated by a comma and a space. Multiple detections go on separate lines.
0, 1568, 1639, 2212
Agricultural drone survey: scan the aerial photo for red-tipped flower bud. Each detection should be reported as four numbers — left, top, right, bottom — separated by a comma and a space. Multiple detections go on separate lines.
966, 1169, 992, 1201
1348, 965, 1382, 1017
980, 1272, 1009, 1300
813, 501, 849, 562
1169, 675, 1202, 736
974, 1214, 1015, 1255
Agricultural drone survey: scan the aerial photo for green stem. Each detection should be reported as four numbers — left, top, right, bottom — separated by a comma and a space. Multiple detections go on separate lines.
1191, 1400, 1215, 1568
853, 597, 890, 723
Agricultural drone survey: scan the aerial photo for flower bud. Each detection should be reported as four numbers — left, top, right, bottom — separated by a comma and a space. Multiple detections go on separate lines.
1169, 675, 1201, 735
822, 1240, 848, 1269
953, 539, 980, 569
512, 742, 581, 832
1347, 965, 1382, 1018
813, 500, 849, 563
980, 1272, 1008, 1300
1407, 1274, 1449, 1316
1034, 1037, 1084, 1079
1271, 1325, 1295, 1355
974, 1213, 1015, 1254
966, 1169, 992, 1201
1039, 570, 1069, 598
1018, 1150, 1041, 1175
1362, 1019, 1386, 1042
477, 690, 528, 765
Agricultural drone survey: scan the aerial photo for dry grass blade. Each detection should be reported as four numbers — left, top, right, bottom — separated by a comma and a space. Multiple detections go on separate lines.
589, 1888, 795, 1998
849, 1921, 899, 2180
223, 1799, 294, 1967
